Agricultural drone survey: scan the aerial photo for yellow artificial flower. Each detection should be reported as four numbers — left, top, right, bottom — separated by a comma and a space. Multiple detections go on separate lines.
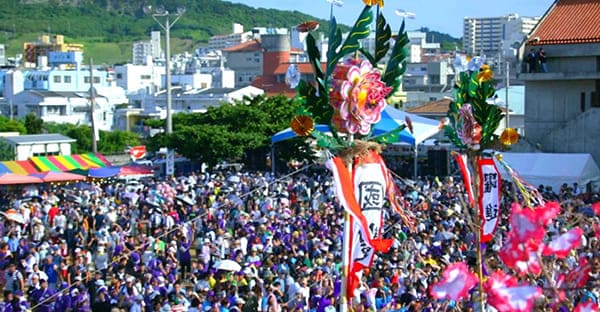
500, 128, 519, 145
363, 0, 384, 7
290, 115, 315, 137
477, 64, 494, 82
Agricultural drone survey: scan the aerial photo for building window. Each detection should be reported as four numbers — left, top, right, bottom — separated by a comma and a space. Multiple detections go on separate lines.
47, 106, 61, 115
94, 77, 100, 84
53, 75, 61, 83
64, 76, 71, 83
140, 75, 151, 80
84, 77, 90, 83
116, 73, 123, 79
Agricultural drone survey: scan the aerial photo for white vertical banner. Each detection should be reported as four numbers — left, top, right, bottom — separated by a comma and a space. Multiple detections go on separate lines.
478, 158, 502, 242
166, 149, 175, 176
353, 157, 386, 239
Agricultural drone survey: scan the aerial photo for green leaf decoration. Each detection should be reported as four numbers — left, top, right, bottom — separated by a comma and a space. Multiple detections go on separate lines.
358, 47, 377, 67
326, 5, 373, 76
311, 129, 343, 150
383, 20, 408, 90
444, 125, 466, 149
372, 125, 407, 144
375, 12, 392, 63
306, 33, 324, 81
326, 17, 343, 77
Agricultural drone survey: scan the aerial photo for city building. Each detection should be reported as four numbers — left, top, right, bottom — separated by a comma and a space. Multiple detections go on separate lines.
1, 134, 76, 161
0, 44, 5, 67
223, 39, 264, 87
463, 14, 540, 58
403, 61, 454, 93
132, 31, 162, 65
519, 0, 600, 163
22, 35, 84, 68
113, 85, 264, 134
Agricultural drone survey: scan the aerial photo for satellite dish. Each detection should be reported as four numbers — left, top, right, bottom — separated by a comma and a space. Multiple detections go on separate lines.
177, 6, 186, 14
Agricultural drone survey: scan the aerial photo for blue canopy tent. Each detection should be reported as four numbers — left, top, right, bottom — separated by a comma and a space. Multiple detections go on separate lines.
271, 105, 441, 177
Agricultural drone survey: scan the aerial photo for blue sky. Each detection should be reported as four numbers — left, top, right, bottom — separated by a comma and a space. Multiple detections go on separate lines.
225, 0, 555, 38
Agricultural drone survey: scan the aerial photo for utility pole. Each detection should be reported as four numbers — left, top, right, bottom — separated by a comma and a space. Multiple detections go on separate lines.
89, 58, 97, 153
505, 61, 510, 129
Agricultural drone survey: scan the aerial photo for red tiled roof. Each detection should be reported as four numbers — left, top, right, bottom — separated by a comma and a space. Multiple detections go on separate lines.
273, 63, 327, 75
529, 0, 600, 46
251, 77, 296, 98
222, 39, 263, 52
406, 99, 452, 115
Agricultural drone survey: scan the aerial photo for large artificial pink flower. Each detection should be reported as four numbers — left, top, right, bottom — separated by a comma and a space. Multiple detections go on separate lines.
484, 270, 542, 312
542, 227, 583, 258
457, 103, 482, 147
429, 262, 478, 301
330, 59, 392, 135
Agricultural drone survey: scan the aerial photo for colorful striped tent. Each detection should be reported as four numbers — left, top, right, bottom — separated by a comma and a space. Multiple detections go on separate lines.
30, 153, 112, 172
0, 160, 41, 175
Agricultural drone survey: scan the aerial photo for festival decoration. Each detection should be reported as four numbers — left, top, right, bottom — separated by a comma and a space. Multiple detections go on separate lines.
574, 302, 599, 312
484, 270, 542, 312
541, 227, 583, 258
286, 2, 413, 309
430, 262, 479, 301
477, 158, 501, 242
499, 127, 519, 146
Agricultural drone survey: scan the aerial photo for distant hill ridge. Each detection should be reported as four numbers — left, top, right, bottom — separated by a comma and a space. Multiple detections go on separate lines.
0, 0, 460, 64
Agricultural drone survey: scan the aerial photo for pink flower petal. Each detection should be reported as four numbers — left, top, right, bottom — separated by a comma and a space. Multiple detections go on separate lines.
574, 301, 599, 312
429, 262, 478, 301
542, 227, 583, 258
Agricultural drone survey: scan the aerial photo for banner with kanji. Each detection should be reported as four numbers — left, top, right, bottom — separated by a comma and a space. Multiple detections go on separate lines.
478, 158, 502, 242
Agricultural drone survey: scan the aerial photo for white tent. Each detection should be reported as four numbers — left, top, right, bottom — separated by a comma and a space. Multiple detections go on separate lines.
496, 153, 600, 193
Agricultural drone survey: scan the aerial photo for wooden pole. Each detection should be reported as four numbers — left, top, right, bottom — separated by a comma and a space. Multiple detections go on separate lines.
340, 134, 353, 312
469, 152, 485, 312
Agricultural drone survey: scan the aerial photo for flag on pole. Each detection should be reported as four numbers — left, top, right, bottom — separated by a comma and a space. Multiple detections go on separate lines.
477, 158, 502, 242
453, 153, 475, 206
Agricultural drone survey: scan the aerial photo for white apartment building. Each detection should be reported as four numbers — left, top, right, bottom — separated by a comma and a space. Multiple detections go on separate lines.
463, 14, 540, 57
114, 63, 166, 95
0, 44, 5, 66
132, 31, 162, 65
132, 41, 153, 65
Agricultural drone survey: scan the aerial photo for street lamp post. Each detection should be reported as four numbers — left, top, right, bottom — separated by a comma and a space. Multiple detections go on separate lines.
144, 5, 185, 134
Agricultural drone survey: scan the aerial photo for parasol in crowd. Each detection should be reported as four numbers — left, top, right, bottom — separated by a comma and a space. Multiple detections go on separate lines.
213, 259, 242, 272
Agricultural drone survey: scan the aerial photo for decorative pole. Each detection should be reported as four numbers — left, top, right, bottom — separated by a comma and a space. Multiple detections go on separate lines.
469, 152, 485, 312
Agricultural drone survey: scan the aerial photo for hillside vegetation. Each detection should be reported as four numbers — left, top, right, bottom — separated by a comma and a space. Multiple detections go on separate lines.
0, 0, 460, 65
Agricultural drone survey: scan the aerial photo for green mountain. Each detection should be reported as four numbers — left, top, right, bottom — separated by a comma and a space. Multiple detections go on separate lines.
418, 27, 463, 51
0, 0, 343, 64
0, 0, 461, 65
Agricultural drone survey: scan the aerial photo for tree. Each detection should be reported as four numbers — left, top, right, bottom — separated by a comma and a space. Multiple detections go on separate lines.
97, 130, 141, 154
0, 138, 15, 161
0, 116, 26, 134
147, 94, 315, 169
23, 113, 43, 134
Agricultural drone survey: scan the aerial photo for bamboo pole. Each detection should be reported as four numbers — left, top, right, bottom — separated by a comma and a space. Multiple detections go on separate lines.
469, 152, 486, 312
339, 134, 354, 312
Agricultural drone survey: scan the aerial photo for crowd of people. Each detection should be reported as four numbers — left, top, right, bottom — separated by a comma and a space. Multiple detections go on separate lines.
0, 166, 598, 312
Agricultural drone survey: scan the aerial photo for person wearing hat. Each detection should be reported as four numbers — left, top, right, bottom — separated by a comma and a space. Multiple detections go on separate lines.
13, 289, 30, 311
229, 297, 245, 312
31, 277, 56, 312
